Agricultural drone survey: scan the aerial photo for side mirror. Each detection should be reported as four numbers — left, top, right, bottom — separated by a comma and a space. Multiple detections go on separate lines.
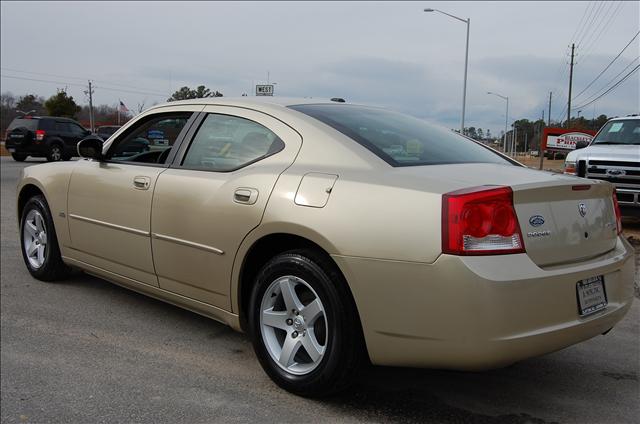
84, 129, 92, 136
78, 136, 104, 160
575, 140, 589, 149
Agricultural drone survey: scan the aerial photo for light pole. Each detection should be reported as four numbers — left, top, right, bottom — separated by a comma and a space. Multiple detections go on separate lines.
424, 8, 470, 135
487, 92, 509, 153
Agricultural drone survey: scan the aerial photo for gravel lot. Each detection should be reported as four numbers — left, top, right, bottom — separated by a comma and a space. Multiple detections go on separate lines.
1, 157, 638, 424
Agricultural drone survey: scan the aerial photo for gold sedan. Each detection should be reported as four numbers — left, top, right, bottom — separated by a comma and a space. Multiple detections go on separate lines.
16, 98, 635, 397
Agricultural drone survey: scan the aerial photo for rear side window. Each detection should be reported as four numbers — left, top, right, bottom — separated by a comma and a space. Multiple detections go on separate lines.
289, 104, 512, 167
55, 122, 71, 133
8, 118, 39, 132
181, 114, 284, 171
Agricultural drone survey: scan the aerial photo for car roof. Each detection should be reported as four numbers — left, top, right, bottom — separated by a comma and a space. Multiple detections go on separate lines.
147, 97, 348, 111
608, 115, 640, 121
14, 116, 77, 122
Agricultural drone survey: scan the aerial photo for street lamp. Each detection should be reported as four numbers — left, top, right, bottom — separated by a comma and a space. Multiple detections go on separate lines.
487, 92, 509, 153
424, 8, 470, 135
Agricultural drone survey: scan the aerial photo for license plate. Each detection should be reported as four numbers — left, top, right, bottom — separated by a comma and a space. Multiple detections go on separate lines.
7, 148, 15, 152
577, 276, 607, 316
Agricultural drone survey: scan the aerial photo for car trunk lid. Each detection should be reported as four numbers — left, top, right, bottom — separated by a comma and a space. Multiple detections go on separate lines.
391, 163, 618, 266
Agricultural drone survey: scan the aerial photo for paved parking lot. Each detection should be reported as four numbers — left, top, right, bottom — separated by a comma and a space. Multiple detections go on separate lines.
1, 157, 638, 424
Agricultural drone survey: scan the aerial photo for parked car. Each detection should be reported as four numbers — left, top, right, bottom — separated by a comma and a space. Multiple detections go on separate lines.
95, 125, 121, 141
564, 115, 640, 217
16, 98, 634, 396
5, 116, 91, 162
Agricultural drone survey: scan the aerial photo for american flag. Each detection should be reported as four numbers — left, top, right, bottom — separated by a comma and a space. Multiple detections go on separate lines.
119, 101, 129, 113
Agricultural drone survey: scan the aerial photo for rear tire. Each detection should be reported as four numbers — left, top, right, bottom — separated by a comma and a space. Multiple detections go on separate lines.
47, 144, 64, 162
249, 249, 365, 397
20, 195, 70, 281
11, 153, 27, 161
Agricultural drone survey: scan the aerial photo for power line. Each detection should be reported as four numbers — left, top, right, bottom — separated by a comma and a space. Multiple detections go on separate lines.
573, 1, 597, 46
578, 1, 616, 53
578, 1, 625, 66
574, 63, 640, 109
0, 66, 168, 96
0, 73, 168, 98
572, 30, 640, 101
570, 2, 593, 44
0, 74, 86, 87
574, 57, 639, 106
576, 1, 606, 47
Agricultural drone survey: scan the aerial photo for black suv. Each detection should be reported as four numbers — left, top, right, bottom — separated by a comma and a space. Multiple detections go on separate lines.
5, 116, 91, 161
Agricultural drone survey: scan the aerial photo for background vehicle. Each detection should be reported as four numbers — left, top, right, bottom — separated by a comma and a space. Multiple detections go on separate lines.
95, 125, 121, 141
564, 115, 640, 217
5, 116, 90, 161
16, 98, 634, 397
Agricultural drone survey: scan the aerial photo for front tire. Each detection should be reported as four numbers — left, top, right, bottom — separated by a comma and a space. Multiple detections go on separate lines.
20, 195, 70, 281
11, 153, 27, 161
249, 249, 364, 397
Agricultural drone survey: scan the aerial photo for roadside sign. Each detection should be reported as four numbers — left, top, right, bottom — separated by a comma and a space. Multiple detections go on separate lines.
541, 128, 596, 151
256, 85, 274, 96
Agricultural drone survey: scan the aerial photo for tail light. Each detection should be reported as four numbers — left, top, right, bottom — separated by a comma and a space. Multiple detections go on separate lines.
35, 130, 45, 141
612, 189, 622, 235
442, 186, 525, 255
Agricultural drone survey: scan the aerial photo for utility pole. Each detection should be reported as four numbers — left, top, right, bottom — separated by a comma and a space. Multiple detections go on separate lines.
85, 80, 95, 133
547, 91, 552, 126
567, 43, 575, 128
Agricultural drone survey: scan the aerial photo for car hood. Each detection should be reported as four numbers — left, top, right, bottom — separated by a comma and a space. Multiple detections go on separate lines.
566, 144, 640, 162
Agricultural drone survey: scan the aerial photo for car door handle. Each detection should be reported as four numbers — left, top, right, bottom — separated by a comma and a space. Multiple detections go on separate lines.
234, 188, 258, 205
133, 176, 151, 190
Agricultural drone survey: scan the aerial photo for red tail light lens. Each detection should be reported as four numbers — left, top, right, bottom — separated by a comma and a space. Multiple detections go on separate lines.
442, 186, 525, 255
35, 130, 45, 141
612, 189, 622, 235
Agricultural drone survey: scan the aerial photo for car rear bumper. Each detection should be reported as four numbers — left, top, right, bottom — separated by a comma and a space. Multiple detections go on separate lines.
332, 236, 635, 370
5, 140, 48, 156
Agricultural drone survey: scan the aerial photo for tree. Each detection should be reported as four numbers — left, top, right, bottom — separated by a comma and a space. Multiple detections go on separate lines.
486, 129, 492, 139
1, 92, 17, 138
16, 94, 45, 115
477, 128, 484, 140
167, 85, 223, 102
44, 89, 81, 118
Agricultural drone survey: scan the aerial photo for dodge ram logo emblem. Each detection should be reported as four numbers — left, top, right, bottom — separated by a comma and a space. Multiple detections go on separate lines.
606, 169, 625, 177
578, 203, 587, 217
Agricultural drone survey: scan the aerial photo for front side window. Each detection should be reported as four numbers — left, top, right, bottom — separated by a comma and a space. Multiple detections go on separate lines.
69, 123, 87, 137
107, 113, 192, 164
592, 119, 640, 145
289, 104, 513, 167
181, 114, 284, 171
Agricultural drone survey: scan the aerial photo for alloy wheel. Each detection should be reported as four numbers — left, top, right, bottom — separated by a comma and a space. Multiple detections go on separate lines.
260, 275, 328, 375
23, 209, 47, 269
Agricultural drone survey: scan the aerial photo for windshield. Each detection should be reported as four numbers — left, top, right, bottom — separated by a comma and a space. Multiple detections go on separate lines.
289, 104, 513, 167
592, 119, 640, 145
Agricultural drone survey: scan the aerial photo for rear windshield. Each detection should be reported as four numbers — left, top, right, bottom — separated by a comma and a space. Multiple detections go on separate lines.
289, 104, 512, 167
8, 118, 39, 132
592, 119, 640, 145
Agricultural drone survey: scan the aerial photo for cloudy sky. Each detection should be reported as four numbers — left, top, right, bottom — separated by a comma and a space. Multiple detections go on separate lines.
1, 1, 638, 134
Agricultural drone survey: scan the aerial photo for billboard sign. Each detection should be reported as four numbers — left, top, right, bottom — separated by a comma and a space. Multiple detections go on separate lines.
541, 128, 597, 151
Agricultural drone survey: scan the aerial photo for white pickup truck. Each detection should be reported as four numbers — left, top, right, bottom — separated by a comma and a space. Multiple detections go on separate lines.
564, 115, 640, 217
